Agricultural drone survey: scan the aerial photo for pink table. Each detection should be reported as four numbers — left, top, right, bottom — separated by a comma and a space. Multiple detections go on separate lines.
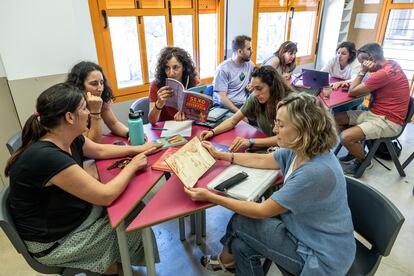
124, 121, 267, 274
319, 88, 363, 109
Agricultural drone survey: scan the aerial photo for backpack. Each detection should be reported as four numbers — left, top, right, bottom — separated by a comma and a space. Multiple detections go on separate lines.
373, 140, 402, 161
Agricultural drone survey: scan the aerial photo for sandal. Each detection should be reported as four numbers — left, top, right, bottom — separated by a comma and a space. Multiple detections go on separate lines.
200, 255, 235, 275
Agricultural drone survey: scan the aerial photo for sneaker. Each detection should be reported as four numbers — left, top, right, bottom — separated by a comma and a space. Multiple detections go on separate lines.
341, 159, 373, 176
339, 153, 356, 163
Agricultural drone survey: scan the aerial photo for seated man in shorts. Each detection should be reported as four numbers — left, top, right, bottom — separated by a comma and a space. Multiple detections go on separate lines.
335, 43, 410, 176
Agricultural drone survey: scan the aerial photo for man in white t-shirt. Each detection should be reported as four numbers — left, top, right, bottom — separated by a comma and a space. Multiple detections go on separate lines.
213, 35, 255, 113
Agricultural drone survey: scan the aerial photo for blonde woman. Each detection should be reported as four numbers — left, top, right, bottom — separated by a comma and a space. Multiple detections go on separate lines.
185, 93, 356, 275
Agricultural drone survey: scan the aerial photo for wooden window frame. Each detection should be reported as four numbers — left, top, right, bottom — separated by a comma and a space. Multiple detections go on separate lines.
88, 0, 224, 102
251, 0, 322, 65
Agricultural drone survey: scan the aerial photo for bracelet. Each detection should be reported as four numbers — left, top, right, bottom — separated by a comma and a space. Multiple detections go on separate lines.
230, 152, 234, 164
154, 103, 163, 110
358, 71, 366, 77
90, 112, 101, 115
210, 129, 216, 136
90, 114, 101, 119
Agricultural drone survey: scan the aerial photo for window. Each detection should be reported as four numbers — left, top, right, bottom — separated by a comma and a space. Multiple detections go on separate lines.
252, 0, 321, 65
377, 1, 414, 80
88, 0, 224, 102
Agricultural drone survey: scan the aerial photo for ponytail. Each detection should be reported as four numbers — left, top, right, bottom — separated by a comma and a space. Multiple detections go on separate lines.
5, 115, 46, 176
4, 83, 84, 177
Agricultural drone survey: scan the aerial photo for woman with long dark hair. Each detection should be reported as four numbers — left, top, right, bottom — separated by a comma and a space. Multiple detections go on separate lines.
67, 61, 128, 142
263, 41, 298, 80
5, 83, 161, 274
148, 46, 199, 124
200, 66, 292, 152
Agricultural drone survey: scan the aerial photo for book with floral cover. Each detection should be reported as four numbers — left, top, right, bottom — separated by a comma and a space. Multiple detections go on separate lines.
165, 137, 216, 188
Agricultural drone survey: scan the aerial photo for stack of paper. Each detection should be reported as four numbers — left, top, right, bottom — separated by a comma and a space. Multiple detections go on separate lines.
207, 165, 279, 201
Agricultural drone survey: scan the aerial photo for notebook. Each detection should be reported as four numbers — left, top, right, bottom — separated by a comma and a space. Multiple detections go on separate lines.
207, 165, 279, 201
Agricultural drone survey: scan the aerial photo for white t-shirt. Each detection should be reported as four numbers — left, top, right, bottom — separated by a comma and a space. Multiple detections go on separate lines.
321, 56, 360, 80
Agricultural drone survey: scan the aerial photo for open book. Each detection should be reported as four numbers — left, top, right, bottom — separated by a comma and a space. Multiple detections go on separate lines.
165, 137, 216, 188
207, 165, 279, 201
151, 147, 180, 172
165, 78, 213, 122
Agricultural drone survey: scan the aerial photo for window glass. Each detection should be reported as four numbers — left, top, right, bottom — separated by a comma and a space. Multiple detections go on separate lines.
289, 11, 316, 57
108, 17, 143, 88
382, 9, 414, 78
144, 16, 167, 81
256, 12, 286, 63
172, 15, 194, 59
199, 13, 217, 78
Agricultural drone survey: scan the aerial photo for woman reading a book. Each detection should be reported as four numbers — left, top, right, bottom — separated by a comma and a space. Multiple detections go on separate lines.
5, 83, 162, 275
200, 66, 292, 152
66, 61, 129, 142
185, 93, 356, 276
148, 47, 199, 125
262, 41, 298, 81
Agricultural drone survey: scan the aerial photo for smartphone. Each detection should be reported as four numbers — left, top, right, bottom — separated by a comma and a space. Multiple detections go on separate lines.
214, 172, 248, 192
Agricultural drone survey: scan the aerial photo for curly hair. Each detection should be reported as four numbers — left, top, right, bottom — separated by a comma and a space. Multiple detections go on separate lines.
277, 93, 338, 158
251, 66, 293, 126
336, 41, 357, 64
274, 41, 298, 74
154, 47, 198, 88
66, 61, 114, 103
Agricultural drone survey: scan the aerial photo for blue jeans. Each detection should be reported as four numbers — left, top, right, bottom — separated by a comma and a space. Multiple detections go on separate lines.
220, 214, 304, 276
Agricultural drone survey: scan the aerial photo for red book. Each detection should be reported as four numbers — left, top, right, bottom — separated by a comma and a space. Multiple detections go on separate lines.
151, 147, 180, 172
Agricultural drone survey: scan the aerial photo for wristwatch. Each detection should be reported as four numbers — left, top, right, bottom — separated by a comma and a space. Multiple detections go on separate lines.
358, 71, 366, 77
248, 138, 255, 148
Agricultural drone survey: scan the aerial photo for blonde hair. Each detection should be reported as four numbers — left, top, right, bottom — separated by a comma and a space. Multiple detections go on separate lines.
277, 93, 338, 158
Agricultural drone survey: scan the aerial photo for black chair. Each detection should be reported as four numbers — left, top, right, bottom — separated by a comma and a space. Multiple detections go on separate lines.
130, 96, 149, 124
0, 187, 100, 275
264, 177, 405, 276
335, 97, 414, 178
345, 176, 405, 275
6, 132, 22, 155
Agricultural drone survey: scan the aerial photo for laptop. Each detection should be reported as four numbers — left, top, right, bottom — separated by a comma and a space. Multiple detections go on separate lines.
293, 69, 330, 96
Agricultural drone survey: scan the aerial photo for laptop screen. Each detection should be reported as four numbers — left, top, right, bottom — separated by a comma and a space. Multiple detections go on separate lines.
302, 69, 329, 88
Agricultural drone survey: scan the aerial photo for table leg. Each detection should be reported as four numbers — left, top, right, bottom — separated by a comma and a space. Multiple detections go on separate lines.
195, 212, 202, 245
142, 227, 156, 276
179, 217, 186, 241
116, 222, 133, 276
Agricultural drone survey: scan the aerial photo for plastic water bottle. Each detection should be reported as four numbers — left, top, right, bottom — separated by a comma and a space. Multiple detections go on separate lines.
128, 108, 145, 146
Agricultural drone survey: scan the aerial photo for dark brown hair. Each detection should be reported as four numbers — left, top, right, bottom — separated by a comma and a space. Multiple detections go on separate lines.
251, 66, 293, 125
274, 41, 297, 73
5, 83, 84, 176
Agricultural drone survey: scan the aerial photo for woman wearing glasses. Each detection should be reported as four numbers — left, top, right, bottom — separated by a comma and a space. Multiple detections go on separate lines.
263, 41, 298, 81
186, 93, 356, 276
148, 47, 199, 124
66, 61, 129, 143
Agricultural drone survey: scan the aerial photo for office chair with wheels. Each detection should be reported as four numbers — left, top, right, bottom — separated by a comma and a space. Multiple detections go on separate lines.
335, 97, 414, 178
6, 132, 22, 155
0, 187, 100, 275
130, 96, 149, 124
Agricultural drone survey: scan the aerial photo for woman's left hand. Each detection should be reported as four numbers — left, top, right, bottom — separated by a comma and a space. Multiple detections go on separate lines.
174, 111, 187, 121
330, 81, 344, 90
184, 186, 211, 202
229, 137, 249, 152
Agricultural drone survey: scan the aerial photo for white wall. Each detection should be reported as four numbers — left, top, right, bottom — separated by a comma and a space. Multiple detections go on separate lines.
225, 0, 254, 57
315, 0, 345, 70
0, 0, 97, 81
0, 55, 5, 77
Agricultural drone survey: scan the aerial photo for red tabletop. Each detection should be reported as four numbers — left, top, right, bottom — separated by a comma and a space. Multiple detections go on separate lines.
319, 88, 360, 109
126, 121, 267, 232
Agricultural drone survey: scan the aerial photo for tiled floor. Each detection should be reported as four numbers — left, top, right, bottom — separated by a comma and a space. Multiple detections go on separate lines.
1, 124, 413, 276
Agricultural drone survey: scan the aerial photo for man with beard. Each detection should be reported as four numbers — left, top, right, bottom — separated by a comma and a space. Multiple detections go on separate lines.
335, 43, 410, 176
213, 35, 255, 113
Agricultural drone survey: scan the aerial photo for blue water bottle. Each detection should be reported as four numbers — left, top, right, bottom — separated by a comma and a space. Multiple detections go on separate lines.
128, 108, 145, 146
